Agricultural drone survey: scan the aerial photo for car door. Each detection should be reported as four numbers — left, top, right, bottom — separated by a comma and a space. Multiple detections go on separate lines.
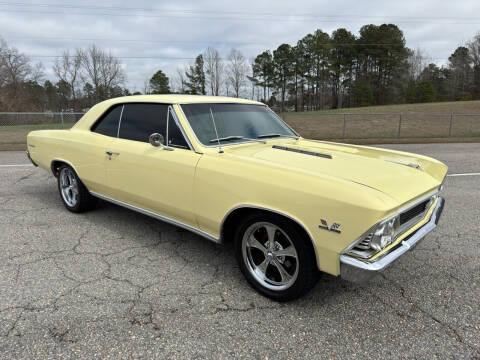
104, 103, 201, 228
79, 104, 122, 194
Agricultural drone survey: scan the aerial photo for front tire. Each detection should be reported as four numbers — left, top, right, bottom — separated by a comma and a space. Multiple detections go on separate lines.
57, 165, 97, 213
234, 212, 319, 301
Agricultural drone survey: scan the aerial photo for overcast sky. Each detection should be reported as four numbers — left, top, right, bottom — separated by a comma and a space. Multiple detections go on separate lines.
1, 0, 479, 91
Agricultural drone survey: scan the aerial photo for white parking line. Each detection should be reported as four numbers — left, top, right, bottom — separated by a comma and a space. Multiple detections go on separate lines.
0, 164, 33, 167
446, 172, 480, 177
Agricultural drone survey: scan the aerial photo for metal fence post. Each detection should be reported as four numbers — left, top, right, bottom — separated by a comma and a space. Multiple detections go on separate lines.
60, 112, 64, 129
448, 113, 453, 136
342, 114, 346, 138
397, 113, 402, 137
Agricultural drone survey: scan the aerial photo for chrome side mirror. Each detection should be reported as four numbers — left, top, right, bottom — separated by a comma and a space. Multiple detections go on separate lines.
149, 133, 173, 151
149, 133, 164, 147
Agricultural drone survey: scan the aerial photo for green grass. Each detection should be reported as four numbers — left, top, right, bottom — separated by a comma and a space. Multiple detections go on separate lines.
287, 100, 480, 115
0, 122, 74, 131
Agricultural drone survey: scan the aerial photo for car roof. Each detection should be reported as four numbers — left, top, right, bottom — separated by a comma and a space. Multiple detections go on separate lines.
102, 94, 264, 106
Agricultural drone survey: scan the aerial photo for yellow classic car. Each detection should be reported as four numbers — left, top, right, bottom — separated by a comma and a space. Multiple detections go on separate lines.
26, 95, 447, 301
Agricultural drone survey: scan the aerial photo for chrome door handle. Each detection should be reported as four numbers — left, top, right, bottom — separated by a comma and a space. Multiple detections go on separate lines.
106, 151, 120, 159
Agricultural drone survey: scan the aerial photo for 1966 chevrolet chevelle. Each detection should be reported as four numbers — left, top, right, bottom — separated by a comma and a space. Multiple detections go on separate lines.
27, 95, 447, 300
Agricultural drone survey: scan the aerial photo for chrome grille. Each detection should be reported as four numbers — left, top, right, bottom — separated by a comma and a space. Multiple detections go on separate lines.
355, 233, 373, 250
400, 199, 429, 225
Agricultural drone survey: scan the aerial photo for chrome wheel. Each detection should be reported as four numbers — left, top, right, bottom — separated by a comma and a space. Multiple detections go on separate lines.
242, 222, 299, 291
59, 167, 79, 207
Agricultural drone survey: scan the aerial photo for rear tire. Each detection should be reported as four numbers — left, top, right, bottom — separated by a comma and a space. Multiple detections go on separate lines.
57, 164, 97, 213
234, 212, 319, 301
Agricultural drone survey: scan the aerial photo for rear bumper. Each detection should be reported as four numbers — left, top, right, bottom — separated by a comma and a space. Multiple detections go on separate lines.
340, 196, 445, 283
26, 150, 38, 167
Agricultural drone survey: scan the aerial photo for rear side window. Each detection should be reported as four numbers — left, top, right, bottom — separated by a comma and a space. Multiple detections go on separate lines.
119, 103, 167, 143
91, 105, 122, 137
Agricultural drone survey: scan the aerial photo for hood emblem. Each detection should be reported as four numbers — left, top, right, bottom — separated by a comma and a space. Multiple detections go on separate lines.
319, 219, 341, 233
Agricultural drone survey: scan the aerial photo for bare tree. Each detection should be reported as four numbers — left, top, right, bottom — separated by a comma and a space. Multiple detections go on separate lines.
0, 38, 8, 87
407, 48, 429, 80
53, 50, 82, 108
142, 77, 150, 94
172, 66, 187, 93
79, 44, 125, 101
226, 48, 247, 98
30, 62, 45, 83
468, 33, 480, 68
204, 47, 223, 96
0, 42, 31, 92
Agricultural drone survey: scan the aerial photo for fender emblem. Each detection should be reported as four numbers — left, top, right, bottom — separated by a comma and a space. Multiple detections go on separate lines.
319, 219, 341, 233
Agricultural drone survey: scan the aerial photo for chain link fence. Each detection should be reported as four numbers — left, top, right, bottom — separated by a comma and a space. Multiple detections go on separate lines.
0, 112, 85, 129
0, 111, 479, 150
281, 112, 480, 139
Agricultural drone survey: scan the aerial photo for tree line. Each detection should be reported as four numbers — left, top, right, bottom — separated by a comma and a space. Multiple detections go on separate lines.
246, 25, 480, 111
1, 25, 480, 112
0, 41, 130, 111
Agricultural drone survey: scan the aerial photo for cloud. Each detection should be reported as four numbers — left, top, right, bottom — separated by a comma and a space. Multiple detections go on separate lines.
1, 0, 478, 90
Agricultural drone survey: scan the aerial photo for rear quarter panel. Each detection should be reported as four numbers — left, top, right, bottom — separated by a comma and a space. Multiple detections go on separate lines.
27, 129, 112, 194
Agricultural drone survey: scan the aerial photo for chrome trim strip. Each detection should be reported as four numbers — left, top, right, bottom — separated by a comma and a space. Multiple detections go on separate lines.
340, 197, 444, 283
220, 204, 321, 269
264, 106, 300, 137
89, 191, 221, 244
50, 158, 80, 177
397, 189, 439, 216
170, 105, 194, 151
26, 150, 38, 167
117, 104, 124, 138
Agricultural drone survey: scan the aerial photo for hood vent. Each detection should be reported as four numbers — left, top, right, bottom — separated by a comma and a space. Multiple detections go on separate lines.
386, 160, 424, 171
272, 145, 332, 159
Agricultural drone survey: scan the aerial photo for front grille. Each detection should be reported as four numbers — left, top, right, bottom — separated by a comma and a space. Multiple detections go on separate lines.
400, 199, 429, 225
355, 233, 373, 250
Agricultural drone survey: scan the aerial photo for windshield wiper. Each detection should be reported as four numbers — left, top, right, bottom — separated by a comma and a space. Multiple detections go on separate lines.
209, 135, 266, 144
258, 133, 300, 139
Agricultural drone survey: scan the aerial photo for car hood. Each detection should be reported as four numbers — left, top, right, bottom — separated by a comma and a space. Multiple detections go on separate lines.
226, 139, 448, 204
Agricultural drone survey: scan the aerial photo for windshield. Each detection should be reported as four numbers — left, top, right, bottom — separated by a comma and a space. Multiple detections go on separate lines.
180, 103, 297, 146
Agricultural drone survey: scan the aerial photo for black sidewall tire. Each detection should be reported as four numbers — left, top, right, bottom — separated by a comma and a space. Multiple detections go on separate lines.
234, 212, 319, 301
57, 165, 97, 213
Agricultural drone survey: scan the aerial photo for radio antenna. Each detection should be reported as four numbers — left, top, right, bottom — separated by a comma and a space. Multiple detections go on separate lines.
209, 108, 223, 154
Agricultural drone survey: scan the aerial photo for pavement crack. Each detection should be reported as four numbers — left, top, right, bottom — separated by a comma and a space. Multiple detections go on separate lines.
381, 273, 480, 356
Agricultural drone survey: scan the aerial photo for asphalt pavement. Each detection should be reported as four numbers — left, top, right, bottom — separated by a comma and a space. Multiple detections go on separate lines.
0, 143, 479, 359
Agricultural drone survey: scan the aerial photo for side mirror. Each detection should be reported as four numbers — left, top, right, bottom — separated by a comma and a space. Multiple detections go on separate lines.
149, 133, 164, 147
149, 133, 174, 151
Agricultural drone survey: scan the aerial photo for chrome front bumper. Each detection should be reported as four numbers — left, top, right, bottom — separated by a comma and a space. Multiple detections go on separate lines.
340, 196, 445, 283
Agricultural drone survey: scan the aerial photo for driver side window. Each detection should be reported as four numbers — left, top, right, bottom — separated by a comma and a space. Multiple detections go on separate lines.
119, 103, 167, 143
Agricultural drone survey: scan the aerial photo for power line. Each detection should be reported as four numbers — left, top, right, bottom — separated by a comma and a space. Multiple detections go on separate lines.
7, 36, 415, 47
0, 2, 479, 22
7, 36, 267, 46
1, 7, 480, 24
25, 54, 451, 61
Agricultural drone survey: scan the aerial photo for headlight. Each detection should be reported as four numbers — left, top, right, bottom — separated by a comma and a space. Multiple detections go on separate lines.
370, 216, 399, 251
345, 215, 400, 259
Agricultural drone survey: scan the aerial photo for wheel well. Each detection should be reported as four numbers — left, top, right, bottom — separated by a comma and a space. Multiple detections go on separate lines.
221, 207, 318, 266
51, 160, 70, 177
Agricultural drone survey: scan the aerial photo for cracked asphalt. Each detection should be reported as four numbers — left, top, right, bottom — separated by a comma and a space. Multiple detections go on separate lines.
0, 143, 479, 359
